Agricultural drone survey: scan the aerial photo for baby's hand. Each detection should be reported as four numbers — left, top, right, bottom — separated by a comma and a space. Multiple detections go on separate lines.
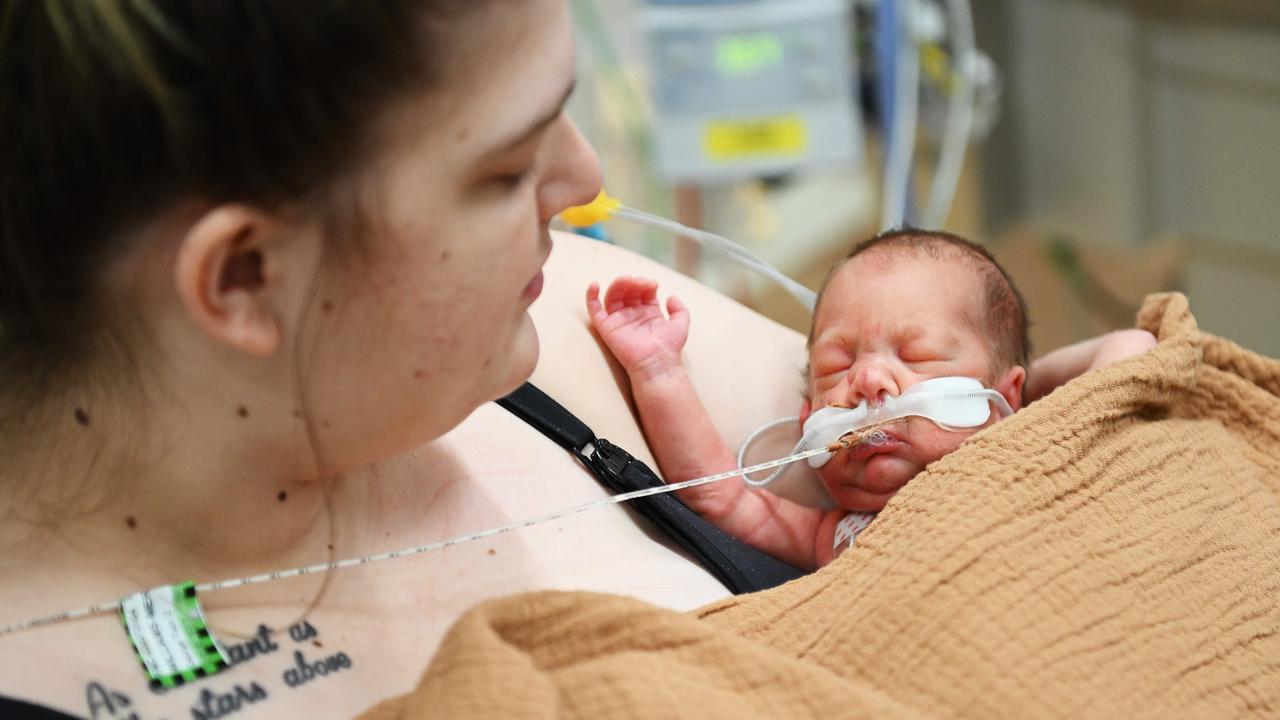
586, 276, 691, 381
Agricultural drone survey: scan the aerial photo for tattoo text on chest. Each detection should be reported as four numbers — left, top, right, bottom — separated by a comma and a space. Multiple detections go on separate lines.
222, 618, 354, 688
224, 625, 280, 666
89, 679, 270, 720
90, 618, 357, 719
86, 682, 140, 720
227, 619, 355, 689
189, 682, 268, 720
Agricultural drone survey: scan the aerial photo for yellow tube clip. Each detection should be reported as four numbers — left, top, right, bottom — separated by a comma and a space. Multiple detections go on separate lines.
560, 189, 621, 227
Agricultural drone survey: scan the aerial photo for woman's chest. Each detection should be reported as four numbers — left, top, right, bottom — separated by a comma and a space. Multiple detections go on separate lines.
0, 605, 431, 720
0, 513, 727, 720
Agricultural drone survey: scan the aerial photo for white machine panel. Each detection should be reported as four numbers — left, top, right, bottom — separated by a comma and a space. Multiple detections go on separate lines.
645, 0, 862, 182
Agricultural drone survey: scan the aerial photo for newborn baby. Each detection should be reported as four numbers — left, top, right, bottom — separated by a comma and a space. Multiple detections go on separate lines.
588, 229, 1153, 569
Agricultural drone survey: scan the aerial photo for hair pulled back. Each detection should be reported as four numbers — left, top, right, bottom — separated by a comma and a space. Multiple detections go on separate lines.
0, 0, 480, 393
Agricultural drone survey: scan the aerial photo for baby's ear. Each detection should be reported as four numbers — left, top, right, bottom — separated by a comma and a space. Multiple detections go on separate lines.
995, 366, 1027, 414
799, 396, 813, 427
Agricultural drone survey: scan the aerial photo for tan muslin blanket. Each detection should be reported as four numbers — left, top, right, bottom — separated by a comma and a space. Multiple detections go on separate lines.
368, 294, 1280, 718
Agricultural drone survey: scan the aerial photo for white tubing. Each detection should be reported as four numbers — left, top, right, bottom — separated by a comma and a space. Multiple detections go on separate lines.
921, 0, 975, 229
735, 415, 803, 488
1, 441, 838, 636
613, 206, 818, 311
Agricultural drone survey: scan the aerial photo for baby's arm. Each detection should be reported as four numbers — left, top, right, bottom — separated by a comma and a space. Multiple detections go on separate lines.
587, 276, 836, 569
1025, 329, 1157, 403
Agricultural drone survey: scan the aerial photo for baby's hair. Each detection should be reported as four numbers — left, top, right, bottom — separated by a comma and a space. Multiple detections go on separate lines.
812, 227, 1031, 375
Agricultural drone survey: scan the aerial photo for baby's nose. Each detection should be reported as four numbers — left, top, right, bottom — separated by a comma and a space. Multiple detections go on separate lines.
849, 363, 899, 407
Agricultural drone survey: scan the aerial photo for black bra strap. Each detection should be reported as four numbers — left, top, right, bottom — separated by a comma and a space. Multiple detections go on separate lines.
497, 382, 804, 594
0, 696, 80, 719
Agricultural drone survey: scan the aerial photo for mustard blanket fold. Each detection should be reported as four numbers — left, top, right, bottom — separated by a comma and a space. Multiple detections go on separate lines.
366, 294, 1280, 719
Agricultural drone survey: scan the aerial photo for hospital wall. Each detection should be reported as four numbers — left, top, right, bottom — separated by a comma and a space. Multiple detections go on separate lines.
980, 0, 1280, 357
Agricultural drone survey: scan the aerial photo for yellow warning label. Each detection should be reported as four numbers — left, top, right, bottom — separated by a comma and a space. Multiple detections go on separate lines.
704, 116, 808, 161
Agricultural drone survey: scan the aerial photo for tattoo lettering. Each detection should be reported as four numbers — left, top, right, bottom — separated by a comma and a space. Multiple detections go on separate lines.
85, 682, 139, 720
189, 682, 268, 720
225, 625, 280, 666
287, 620, 317, 643
281, 649, 353, 688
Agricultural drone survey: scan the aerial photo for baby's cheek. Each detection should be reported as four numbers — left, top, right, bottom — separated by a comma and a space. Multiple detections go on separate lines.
907, 419, 975, 463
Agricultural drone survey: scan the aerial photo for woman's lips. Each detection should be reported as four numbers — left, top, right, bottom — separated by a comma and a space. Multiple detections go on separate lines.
521, 270, 544, 302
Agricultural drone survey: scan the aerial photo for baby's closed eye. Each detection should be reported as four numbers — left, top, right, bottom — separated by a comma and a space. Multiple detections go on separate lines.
897, 341, 954, 365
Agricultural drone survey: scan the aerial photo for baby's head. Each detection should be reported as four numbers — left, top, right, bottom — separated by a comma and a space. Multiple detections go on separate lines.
801, 228, 1030, 511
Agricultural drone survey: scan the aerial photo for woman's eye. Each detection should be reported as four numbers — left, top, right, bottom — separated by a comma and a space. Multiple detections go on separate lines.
494, 167, 534, 190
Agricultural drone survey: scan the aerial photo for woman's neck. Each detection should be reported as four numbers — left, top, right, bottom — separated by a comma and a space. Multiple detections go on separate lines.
0, 389, 351, 598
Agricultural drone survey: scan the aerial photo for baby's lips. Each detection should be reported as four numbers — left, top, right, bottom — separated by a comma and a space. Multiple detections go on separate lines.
847, 429, 906, 462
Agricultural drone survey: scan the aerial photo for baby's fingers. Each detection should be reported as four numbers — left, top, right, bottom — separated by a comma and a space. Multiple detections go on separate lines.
666, 294, 691, 336
603, 275, 660, 313
585, 282, 608, 326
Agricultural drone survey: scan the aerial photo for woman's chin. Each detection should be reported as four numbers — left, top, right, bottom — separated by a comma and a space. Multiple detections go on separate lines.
494, 318, 540, 398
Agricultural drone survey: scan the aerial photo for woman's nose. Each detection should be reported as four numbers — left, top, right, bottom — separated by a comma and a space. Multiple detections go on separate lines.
849, 361, 900, 407
538, 116, 603, 223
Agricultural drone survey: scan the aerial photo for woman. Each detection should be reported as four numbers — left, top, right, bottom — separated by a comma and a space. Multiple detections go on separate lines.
0, 1, 735, 716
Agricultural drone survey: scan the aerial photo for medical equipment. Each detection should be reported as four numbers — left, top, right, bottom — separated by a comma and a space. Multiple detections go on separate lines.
878, 0, 980, 230
920, 0, 975, 229
634, 0, 983, 228
735, 376, 1014, 487
877, 0, 919, 230
798, 375, 1014, 467
562, 189, 818, 310
643, 0, 861, 182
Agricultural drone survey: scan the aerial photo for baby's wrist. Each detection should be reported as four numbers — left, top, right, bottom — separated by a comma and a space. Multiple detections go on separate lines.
625, 353, 688, 387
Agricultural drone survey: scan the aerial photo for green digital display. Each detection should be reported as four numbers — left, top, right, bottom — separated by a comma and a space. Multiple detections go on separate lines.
715, 32, 784, 76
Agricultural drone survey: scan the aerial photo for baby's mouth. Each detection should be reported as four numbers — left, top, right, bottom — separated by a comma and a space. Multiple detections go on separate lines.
848, 431, 905, 462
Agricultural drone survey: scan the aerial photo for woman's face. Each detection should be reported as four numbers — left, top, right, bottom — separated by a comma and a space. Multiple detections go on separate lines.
304, 0, 601, 472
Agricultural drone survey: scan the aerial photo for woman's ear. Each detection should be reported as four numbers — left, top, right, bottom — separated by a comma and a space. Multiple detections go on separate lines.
174, 205, 282, 357
995, 365, 1027, 414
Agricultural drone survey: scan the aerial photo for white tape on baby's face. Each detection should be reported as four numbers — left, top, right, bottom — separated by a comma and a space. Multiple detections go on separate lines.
801, 376, 1014, 467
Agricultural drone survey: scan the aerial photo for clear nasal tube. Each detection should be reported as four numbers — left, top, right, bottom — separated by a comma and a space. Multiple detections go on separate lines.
559, 190, 817, 311
736, 377, 1014, 487
736, 417, 906, 488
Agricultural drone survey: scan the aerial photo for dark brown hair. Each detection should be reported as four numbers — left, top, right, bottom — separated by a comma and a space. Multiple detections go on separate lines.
0, 0, 482, 396
814, 227, 1031, 373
